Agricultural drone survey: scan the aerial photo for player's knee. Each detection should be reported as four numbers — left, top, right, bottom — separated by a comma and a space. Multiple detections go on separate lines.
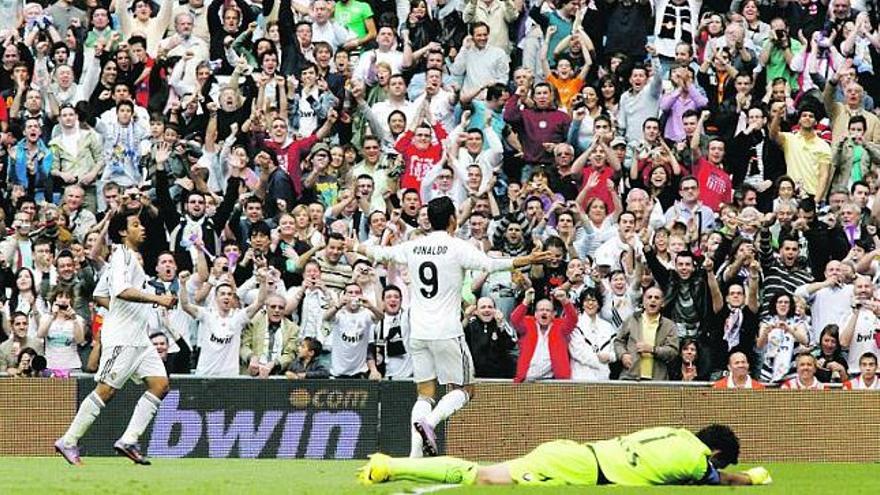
475, 465, 511, 485
95, 383, 117, 403
149, 379, 170, 399
462, 385, 475, 400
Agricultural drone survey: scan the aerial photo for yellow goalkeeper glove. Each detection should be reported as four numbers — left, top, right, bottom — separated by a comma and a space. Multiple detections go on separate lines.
744, 466, 772, 485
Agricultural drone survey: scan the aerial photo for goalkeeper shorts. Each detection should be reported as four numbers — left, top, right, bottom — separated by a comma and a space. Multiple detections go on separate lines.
506, 440, 601, 486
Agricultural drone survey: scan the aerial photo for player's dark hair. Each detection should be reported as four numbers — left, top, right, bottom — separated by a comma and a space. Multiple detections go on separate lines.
109, 208, 140, 244
860, 352, 878, 365
427, 197, 456, 231
696, 424, 740, 467
149, 331, 168, 342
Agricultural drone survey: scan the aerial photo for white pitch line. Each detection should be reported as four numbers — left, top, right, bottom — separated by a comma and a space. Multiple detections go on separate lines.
391, 484, 460, 495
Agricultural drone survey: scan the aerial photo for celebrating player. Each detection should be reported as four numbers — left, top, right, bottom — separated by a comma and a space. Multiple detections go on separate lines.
359, 424, 773, 486
55, 208, 178, 466
350, 197, 551, 457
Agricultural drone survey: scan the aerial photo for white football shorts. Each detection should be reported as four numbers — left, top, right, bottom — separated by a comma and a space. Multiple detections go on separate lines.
96, 345, 167, 389
410, 336, 475, 386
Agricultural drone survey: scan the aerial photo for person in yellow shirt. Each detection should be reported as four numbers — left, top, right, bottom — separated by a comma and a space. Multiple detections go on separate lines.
769, 101, 832, 200
614, 286, 679, 380
359, 424, 772, 487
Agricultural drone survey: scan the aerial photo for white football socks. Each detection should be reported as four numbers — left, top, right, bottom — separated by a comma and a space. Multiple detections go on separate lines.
424, 389, 469, 428
62, 391, 105, 447
409, 396, 435, 457
120, 392, 162, 445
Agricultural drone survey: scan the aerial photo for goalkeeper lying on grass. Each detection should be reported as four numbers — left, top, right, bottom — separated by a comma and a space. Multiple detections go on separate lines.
359, 424, 772, 487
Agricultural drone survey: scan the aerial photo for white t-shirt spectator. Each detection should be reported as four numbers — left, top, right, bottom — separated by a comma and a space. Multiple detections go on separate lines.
329, 308, 375, 377
45, 318, 83, 370
194, 307, 250, 377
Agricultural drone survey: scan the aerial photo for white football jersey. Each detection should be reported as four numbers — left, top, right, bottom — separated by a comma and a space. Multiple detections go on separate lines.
102, 246, 153, 348
367, 231, 513, 340
194, 307, 250, 377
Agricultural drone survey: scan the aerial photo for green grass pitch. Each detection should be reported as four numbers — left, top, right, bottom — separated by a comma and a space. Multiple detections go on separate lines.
1, 458, 878, 494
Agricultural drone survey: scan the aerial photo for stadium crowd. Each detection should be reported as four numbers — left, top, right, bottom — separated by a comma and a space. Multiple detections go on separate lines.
2, 0, 880, 390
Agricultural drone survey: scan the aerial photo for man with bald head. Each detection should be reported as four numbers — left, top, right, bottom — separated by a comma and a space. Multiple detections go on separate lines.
615, 286, 679, 381
795, 259, 854, 343
825, 63, 880, 143
464, 297, 516, 379
712, 352, 764, 389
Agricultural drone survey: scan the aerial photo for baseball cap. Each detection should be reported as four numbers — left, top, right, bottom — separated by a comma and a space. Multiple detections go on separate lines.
309, 142, 331, 158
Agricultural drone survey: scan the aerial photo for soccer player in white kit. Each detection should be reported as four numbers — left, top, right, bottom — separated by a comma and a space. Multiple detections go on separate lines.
352, 197, 551, 457
55, 209, 178, 465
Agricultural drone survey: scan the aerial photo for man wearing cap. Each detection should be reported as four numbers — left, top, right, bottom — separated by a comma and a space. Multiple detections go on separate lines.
263, 112, 338, 207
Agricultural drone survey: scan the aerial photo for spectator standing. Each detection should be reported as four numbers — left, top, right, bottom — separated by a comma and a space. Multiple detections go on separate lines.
757, 292, 810, 383
618, 48, 663, 144
614, 286, 680, 381
322, 282, 383, 379
179, 270, 268, 377
568, 287, 616, 381
840, 275, 880, 376
451, 23, 509, 96
463, 296, 516, 379
511, 287, 577, 382
769, 101, 832, 201
811, 324, 849, 384
240, 293, 299, 377
705, 261, 761, 378
373, 285, 414, 380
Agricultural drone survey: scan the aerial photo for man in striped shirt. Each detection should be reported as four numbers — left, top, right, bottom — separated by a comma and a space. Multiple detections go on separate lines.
55, 208, 177, 466
758, 233, 814, 318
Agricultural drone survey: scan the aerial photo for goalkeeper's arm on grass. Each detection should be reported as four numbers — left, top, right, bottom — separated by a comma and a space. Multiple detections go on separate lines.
719, 467, 773, 486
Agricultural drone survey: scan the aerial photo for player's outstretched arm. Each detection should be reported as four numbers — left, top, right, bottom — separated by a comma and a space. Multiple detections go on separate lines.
720, 467, 772, 486
512, 250, 554, 269
719, 471, 753, 485
117, 288, 176, 308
